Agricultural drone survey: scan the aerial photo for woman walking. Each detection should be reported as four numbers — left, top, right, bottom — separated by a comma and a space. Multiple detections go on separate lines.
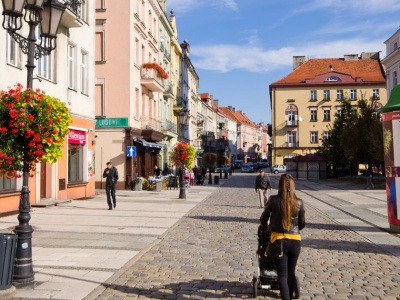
260, 174, 305, 300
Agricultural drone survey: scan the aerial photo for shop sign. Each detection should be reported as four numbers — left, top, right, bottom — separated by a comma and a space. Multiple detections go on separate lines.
68, 129, 86, 145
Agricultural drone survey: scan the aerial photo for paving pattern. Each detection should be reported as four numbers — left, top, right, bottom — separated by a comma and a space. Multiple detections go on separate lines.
88, 174, 400, 300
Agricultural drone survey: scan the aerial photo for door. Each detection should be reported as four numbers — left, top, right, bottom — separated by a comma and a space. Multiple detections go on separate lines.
40, 162, 46, 198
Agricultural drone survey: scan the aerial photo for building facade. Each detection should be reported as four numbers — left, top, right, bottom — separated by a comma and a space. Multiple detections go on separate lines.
269, 53, 387, 165
0, 1, 96, 213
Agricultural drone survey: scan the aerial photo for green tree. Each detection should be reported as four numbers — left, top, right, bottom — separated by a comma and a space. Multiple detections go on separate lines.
319, 93, 383, 175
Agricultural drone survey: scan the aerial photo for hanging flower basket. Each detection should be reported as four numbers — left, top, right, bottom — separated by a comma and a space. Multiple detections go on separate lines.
142, 62, 169, 79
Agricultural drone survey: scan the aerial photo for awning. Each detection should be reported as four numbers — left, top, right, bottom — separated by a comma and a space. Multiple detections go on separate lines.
134, 137, 166, 149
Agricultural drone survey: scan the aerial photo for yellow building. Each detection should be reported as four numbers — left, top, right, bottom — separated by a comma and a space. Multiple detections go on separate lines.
269, 52, 387, 165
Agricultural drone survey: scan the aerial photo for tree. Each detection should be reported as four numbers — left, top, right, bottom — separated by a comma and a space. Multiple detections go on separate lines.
0, 84, 71, 177
202, 152, 217, 184
319, 93, 383, 175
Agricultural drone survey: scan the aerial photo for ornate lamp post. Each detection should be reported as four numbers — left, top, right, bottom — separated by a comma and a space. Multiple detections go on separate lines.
178, 108, 190, 199
1, 0, 66, 286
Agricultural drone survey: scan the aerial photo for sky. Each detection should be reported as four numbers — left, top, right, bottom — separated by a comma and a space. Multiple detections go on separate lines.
166, 0, 400, 125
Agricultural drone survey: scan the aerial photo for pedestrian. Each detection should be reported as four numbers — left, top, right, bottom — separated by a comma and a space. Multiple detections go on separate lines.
103, 162, 119, 210
255, 169, 272, 208
154, 165, 161, 178
260, 173, 305, 300
366, 165, 374, 190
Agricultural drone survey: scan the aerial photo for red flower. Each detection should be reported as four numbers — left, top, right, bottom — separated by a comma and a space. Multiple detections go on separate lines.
28, 114, 34, 121
9, 109, 17, 118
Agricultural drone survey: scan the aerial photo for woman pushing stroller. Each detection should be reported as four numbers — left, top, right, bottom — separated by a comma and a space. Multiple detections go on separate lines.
260, 174, 305, 300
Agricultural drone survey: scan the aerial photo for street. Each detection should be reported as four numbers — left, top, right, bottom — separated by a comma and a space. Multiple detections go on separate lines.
0, 172, 399, 299
88, 173, 400, 300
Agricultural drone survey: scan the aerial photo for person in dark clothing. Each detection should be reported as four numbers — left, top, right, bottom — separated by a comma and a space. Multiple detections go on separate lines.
255, 169, 272, 208
260, 174, 305, 300
154, 165, 161, 177
103, 162, 119, 210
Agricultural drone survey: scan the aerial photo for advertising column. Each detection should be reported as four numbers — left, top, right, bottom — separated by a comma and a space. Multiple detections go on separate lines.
381, 85, 400, 233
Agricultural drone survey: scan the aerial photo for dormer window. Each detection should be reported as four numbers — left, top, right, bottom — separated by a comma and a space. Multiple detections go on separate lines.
325, 76, 341, 82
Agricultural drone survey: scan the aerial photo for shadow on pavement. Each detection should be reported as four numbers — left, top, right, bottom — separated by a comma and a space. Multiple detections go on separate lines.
188, 215, 259, 224
103, 278, 280, 299
305, 222, 389, 233
303, 238, 398, 255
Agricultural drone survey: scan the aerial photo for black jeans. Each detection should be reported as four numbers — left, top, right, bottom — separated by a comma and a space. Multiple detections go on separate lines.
105, 183, 116, 208
269, 239, 301, 300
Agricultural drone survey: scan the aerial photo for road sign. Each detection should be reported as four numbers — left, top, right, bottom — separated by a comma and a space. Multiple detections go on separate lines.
127, 146, 136, 157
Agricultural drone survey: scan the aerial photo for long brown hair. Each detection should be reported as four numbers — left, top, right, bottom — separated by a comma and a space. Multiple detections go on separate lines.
277, 174, 298, 231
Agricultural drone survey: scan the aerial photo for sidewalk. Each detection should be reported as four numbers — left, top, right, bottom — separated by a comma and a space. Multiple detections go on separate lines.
0, 184, 218, 299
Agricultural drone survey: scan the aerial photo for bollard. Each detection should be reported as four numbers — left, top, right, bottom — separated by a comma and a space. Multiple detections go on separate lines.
380, 85, 400, 233
214, 175, 219, 184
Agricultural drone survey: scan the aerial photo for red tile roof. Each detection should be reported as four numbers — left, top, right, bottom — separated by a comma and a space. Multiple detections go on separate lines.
271, 57, 386, 87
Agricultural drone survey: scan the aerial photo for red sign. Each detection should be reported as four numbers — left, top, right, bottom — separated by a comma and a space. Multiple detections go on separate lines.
68, 129, 86, 145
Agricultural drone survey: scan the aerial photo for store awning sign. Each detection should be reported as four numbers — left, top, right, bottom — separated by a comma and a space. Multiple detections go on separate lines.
68, 129, 86, 145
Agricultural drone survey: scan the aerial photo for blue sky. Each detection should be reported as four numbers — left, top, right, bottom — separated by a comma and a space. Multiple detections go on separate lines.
166, 0, 400, 125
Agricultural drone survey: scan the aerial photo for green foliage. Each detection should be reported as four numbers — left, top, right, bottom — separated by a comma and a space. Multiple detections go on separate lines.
0, 84, 71, 177
319, 92, 384, 169
216, 155, 228, 166
202, 152, 217, 169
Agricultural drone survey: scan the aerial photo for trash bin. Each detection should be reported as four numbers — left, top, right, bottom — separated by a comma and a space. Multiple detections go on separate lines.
155, 181, 162, 192
0, 233, 17, 290
214, 175, 219, 184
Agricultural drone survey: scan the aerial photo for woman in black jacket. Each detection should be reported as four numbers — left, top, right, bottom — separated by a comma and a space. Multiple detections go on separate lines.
260, 173, 305, 300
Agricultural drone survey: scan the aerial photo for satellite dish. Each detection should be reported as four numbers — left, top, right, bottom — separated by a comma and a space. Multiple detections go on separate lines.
299, 116, 303, 122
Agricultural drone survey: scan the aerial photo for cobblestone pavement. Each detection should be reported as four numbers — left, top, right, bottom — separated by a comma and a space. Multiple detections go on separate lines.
88, 174, 400, 300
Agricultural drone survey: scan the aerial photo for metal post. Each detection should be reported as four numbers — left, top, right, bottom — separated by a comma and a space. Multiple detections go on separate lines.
179, 163, 186, 199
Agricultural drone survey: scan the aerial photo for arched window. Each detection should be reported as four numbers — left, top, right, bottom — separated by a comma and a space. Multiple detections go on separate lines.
325, 76, 341, 82
285, 104, 298, 126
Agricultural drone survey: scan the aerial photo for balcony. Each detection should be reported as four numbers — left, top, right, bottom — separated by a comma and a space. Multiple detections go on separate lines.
161, 119, 177, 136
61, 0, 83, 28
286, 142, 299, 148
163, 81, 174, 98
141, 116, 162, 131
173, 97, 186, 110
140, 68, 165, 92
286, 120, 298, 126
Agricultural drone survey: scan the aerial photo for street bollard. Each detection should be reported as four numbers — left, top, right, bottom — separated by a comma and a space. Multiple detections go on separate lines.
380, 84, 400, 233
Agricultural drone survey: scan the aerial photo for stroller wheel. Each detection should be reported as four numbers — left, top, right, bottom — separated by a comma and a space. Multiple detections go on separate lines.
293, 276, 300, 299
252, 275, 258, 298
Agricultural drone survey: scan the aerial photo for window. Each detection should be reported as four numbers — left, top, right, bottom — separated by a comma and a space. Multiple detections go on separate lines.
80, 0, 88, 22
393, 71, 398, 90
96, 20, 106, 63
336, 107, 342, 117
135, 38, 139, 66
336, 90, 343, 100
394, 42, 398, 52
350, 89, 357, 100
37, 50, 55, 81
80, 50, 89, 94
326, 76, 340, 82
323, 90, 330, 100
288, 111, 295, 121
96, 0, 106, 11
95, 78, 105, 116
0, 176, 16, 192
323, 131, 331, 141
68, 144, 83, 182
6, 33, 21, 67
373, 89, 380, 99
323, 108, 331, 121
310, 90, 317, 101
287, 131, 296, 145
68, 43, 77, 90
310, 131, 318, 144
310, 108, 317, 121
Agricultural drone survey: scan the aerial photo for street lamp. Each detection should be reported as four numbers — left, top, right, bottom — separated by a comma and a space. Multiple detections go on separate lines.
178, 108, 190, 199
1, 0, 66, 286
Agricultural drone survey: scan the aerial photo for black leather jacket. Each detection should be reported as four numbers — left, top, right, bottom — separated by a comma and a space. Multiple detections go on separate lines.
260, 195, 305, 234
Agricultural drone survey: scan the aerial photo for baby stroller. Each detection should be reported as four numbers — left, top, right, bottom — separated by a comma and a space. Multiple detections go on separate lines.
252, 225, 300, 299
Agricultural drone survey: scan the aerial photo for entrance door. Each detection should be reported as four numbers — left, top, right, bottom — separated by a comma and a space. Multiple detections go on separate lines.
40, 162, 46, 198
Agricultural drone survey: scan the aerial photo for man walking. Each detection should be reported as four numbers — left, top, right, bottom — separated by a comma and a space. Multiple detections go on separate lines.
103, 162, 119, 210
255, 169, 272, 208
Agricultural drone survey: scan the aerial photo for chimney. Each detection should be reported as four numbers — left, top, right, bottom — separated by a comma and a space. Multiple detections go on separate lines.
228, 105, 232, 110
213, 99, 219, 108
361, 51, 380, 60
344, 54, 358, 61
293, 56, 306, 69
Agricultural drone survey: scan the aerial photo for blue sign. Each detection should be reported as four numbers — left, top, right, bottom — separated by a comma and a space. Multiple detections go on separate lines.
127, 146, 136, 157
